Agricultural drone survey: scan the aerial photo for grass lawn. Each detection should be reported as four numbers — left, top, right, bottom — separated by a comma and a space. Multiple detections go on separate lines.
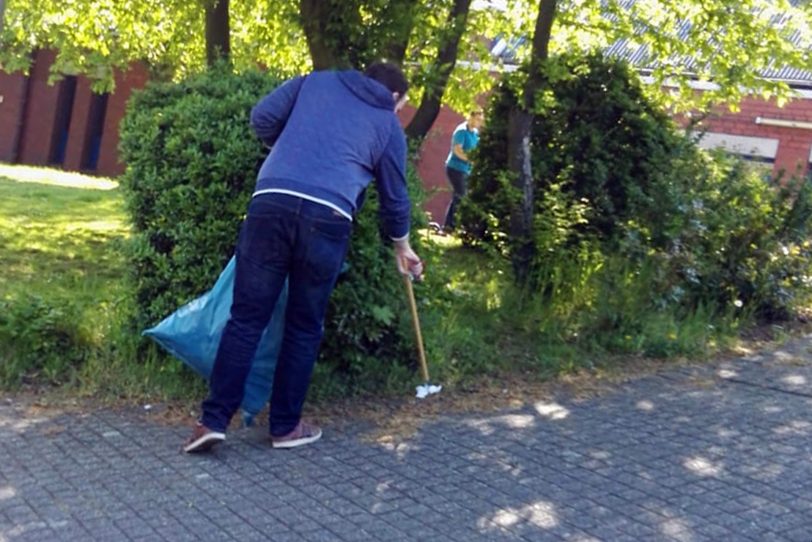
0, 163, 128, 305
0, 162, 529, 401
0, 163, 215, 401
0, 164, 139, 390
0, 162, 799, 416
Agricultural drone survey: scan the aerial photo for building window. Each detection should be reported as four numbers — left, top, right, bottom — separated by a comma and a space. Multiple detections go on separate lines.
81, 92, 109, 171
807, 145, 812, 181
49, 76, 77, 166
693, 131, 779, 180
739, 156, 776, 181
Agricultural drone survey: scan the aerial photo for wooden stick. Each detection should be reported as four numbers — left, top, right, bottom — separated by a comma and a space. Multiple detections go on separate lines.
403, 275, 430, 382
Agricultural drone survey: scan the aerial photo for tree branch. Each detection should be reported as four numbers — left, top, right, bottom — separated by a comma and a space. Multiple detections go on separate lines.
404, 0, 473, 141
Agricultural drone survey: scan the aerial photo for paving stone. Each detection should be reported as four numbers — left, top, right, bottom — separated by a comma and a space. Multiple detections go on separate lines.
6, 336, 812, 541
782, 525, 812, 542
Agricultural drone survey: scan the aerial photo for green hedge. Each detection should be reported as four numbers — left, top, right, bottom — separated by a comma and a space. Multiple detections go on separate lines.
119, 67, 273, 330
462, 53, 687, 244
120, 67, 427, 387
462, 52, 812, 321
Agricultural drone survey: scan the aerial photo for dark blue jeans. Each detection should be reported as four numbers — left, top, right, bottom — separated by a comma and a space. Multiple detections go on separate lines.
443, 166, 468, 230
201, 193, 351, 436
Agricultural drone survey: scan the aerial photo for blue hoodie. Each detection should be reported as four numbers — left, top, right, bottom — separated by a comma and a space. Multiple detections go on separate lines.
250, 70, 410, 240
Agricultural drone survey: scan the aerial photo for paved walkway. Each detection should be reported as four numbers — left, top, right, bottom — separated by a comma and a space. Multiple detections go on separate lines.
3, 337, 812, 542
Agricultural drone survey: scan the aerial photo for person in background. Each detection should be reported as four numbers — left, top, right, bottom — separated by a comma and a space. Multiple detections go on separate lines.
440, 108, 484, 235
183, 61, 423, 453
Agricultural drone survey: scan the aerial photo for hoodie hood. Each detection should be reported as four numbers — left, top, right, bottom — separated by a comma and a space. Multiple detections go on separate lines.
337, 70, 395, 111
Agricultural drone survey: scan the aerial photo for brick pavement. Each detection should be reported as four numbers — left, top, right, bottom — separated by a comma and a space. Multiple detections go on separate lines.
3, 336, 812, 541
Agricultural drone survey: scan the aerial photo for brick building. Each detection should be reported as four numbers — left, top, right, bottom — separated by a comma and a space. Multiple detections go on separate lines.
0, 50, 149, 177
691, 86, 812, 179
407, 89, 812, 223
1, 49, 811, 222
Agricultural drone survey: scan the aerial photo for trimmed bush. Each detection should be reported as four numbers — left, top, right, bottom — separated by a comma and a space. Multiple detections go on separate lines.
320, 169, 428, 390
119, 66, 427, 386
648, 154, 812, 320
119, 67, 276, 331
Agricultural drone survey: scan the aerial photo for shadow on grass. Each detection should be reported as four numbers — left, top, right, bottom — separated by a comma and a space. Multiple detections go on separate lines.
0, 174, 129, 300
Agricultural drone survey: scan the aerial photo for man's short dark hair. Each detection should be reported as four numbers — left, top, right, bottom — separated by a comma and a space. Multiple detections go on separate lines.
364, 62, 409, 96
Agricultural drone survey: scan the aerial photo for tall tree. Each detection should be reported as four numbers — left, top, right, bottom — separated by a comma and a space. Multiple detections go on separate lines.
499, 0, 812, 282
0, 0, 304, 91
0, 0, 809, 126
404, 0, 473, 141
550, 0, 812, 111
205, 0, 230, 66
507, 0, 556, 285
299, 0, 420, 69
296, 0, 482, 142
299, 0, 360, 69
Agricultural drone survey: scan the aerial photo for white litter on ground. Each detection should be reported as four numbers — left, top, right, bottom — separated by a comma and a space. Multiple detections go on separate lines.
416, 384, 443, 399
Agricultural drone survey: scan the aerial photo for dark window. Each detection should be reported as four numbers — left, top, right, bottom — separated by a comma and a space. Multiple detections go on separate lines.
739, 155, 775, 181
81, 92, 109, 171
49, 76, 77, 165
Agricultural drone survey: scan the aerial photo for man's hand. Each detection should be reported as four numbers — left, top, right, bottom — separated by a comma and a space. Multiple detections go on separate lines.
393, 239, 423, 280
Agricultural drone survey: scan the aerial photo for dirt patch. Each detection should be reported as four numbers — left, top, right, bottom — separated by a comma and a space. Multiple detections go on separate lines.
307, 358, 689, 446
1, 387, 198, 429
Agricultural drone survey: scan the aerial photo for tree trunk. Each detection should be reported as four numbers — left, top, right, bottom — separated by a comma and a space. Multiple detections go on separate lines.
0, 0, 6, 35
300, 0, 418, 69
379, 0, 418, 64
507, 0, 557, 285
404, 0, 472, 141
299, 0, 356, 69
205, 0, 230, 67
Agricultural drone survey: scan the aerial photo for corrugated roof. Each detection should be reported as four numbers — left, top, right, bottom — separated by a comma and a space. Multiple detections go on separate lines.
603, 0, 812, 85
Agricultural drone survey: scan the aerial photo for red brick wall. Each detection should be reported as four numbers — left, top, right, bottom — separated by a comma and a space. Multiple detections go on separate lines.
697, 96, 812, 177
0, 51, 150, 177
0, 71, 28, 162
96, 62, 149, 177
17, 50, 62, 166
4, 52, 810, 195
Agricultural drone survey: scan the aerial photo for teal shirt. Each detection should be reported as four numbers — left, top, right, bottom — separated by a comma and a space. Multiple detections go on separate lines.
445, 121, 479, 175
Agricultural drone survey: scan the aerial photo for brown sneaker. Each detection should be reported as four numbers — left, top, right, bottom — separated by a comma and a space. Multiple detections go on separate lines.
182, 422, 225, 453
271, 421, 322, 449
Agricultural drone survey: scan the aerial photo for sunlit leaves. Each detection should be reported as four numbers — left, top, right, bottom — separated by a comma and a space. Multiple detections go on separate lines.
0, 0, 306, 91
1, 0, 810, 112
230, 1, 309, 76
601, 0, 812, 111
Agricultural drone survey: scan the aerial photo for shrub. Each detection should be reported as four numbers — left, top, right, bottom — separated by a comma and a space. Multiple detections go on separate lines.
119, 66, 427, 387
320, 166, 429, 389
0, 294, 92, 386
119, 66, 277, 332
644, 153, 812, 319
462, 51, 812, 353
463, 53, 687, 247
